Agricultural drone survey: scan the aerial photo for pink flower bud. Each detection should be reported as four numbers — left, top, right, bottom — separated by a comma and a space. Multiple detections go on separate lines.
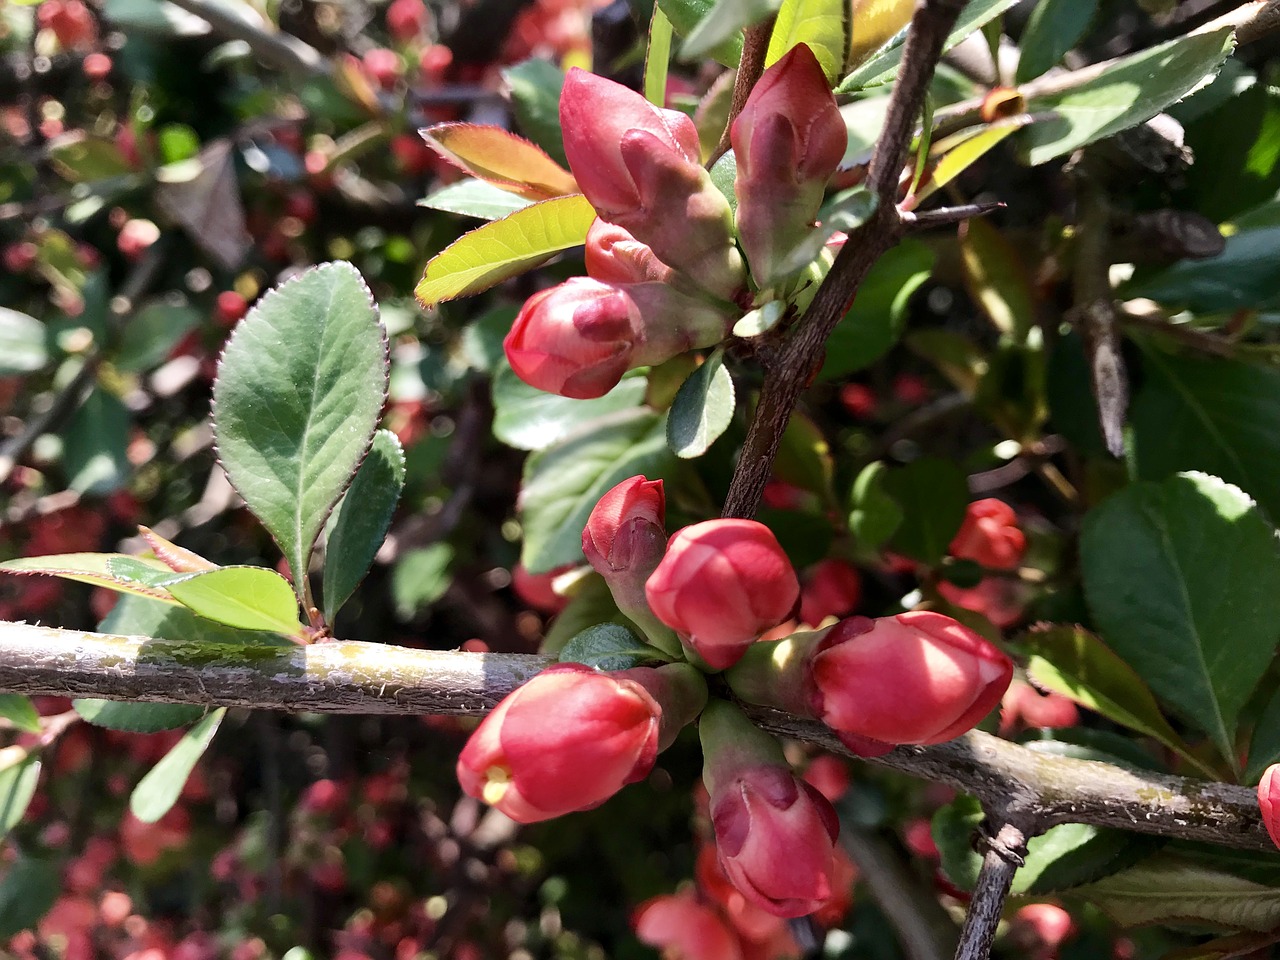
1259, 764, 1280, 850
799, 559, 862, 627
456, 664, 660, 823
809, 611, 1013, 751
633, 890, 745, 960
645, 520, 800, 670
582, 475, 665, 575
560, 69, 744, 299
584, 219, 672, 285
949, 498, 1026, 570
731, 44, 846, 285
700, 702, 839, 918
504, 277, 732, 399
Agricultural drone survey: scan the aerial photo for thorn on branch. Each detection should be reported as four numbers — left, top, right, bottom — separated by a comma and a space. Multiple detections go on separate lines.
902, 200, 1006, 231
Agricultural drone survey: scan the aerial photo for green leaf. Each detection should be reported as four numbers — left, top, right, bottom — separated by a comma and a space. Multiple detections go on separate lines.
0, 695, 40, 735
130, 708, 225, 823
882, 458, 968, 565
559, 623, 667, 671
503, 59, 568, 166
934, 794, 1160, 895
541, 573, 628, 656
667, 350, 735, 459
414, 194, 595, 306
418, 179, 534, 221
772, 410, 835, 501
1080, 473, 1280, 764
521, 410, 675, 574
820, 240, 934, 380
1246, 684, 1280, 784
767, 0, 845, 83
772, 188, 877, 283
63, 385, 130, 495
1073, 855, 1280, 932
1177, 83, 1280, 224
1015, 0, 1099, 83
214, 262, 388, 595
164, 567, 304, 637
115, 301, 202, 373
391, 543, 454, 619
0, 856, 60, 938
492, 364, 648, 452
1131, 350, 1280, 521
322, 430, 406, 621
708, 149, 738, 215
914, 117, 1030, 205
1021, 625, 1206, 773
848, 461, 904, 550
0, 756, 41, 836
758, 508, 835, 569
645, 4, 675, 107
0, 553, 182, 603
1130, 225, 1280, 313
838, 0, 1019, 92
658, 0, 745, 65
959, 219, 1036, 341
1018, 27, 1235, 166
74, 700, 205, 733
100, 592, 289, 648
0, 308, 47, 374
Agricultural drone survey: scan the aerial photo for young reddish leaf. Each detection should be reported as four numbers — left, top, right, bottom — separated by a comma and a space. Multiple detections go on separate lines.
415, 194, 596, 306
420, 123, 578, 200
0, 553, 183, 603
138, 525, 218, 573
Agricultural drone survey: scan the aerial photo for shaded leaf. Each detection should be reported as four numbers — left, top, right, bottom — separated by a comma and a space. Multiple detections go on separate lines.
1019, 27, 1235, 166
767, 0, 845, 83
492, 364, 647, 452
419, 179, 534, 220
129, 708, 225, 823
63, 386, 130, 495
1080, 472, 1280, 764
848, 461, 904, 549
214, 262, 389, 595
521, 410, 675, 574
773, 410, 835, 502
414, 194, 595, 306
323, 430, 406, 621
116, 301, 202, 373
0, 695, 40, 735
166, 567, 304, 638
420, 123, 578, 199
391, 544, 454, 619
74, 700, 205, 733
154, 139, 252, 270
882, 458, 968, 565
0, 856, 60, 938
959, 219, 1036, 341
1246, 684, 1280, 784
0, 756, 40, 835
541, 574, 627, 656
503, 58, 569, 166
1130, 225, 1280, 313
667, 350, 735, 459
1016, 0, 1099, 83
100, 592, 288, 648
559, 623, 667, 671
0, 308, 47, 375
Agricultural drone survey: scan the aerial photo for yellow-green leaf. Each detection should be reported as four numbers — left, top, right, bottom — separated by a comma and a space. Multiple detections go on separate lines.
419, 123, 578, 199
415, 194, 596, 307
0, 553, 182, 603
913, 117, 1030, 206
767, 0, 846, 83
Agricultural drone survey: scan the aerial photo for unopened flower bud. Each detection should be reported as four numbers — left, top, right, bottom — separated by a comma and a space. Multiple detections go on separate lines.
633, 890, 744, 960
731, 44, 846, 285
560, 69, 744, 299
949, 499, 1026, 570
645, 519, 800, 670
1259, 764, 1280, 850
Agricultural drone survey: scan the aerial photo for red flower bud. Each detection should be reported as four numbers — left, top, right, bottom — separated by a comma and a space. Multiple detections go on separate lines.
809, 611, 1013, 751
582, 475, 665, 575
731, 44, 846, 285
949, 498, 1026, 570
1259, 764, 1280, 850
584, 219, 672, 285
504, 277, 731, 399
386, 0, 428, 42
560, 69, 744, 299
646, 520, 800, 670
456, 664, 660, 823
633, 890, 745, 960
799, 559, 862, 627
700, 702, 839, 918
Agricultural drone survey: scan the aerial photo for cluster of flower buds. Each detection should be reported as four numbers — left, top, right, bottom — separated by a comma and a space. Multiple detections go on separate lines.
456, 475, 1015, 920
503, 43, 849, 399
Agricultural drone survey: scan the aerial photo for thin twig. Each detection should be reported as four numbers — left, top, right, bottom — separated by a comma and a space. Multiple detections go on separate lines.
953, 821, 1028, 960
160, 0, 330, 78
722, 0, 972, 518
903, 200, 1005, 230
709, 17, 777, 166
0, 620, 1271, 852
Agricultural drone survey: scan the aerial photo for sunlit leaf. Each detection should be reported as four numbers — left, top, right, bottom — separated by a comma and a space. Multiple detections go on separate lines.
129, 708, 225, 823
0, 553, 181, 603
165, 567, 305, 638
420, 123, 578, 199
667, 350, 735, 459
768, 0, 845, 83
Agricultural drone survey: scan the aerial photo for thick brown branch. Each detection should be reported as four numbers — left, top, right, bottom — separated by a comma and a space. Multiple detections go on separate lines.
721, 0, 970, 518
0, 620, 1270, 852
709, 17, 776, 165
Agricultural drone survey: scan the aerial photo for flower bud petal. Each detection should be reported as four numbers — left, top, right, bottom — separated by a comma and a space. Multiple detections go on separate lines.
809, 611, 1013, 747
1260, 764, 1280, 850
584, 219, 672, 285
456, 664, 660, 822
646, 519, 800, 670
633, 890, 745, 960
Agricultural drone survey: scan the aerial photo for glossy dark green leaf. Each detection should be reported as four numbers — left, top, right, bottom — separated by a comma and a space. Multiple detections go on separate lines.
63, 386, 130, 495
882, 458, 968, 565
73, 700, 205, 733
1247, 684, 1280, 783
657, 0, 743, 65
1081, 472, 1280, 764
1129, 226, 1280, 313
848, 461, 904, 549
0, 756, 41, 836
115, 301, 201, 373
213, 262, 389, 593
559, 624, 667, 671
493, 364, 647, 452
1015, 0, 1099, 83
0, 856, 60, 938
820, 240, 934, 380
502, 59, 568, 165
667, 350, 735, 459
323, 430, 406, 621
521, 410, 675, 574
129, 708, 225, 823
